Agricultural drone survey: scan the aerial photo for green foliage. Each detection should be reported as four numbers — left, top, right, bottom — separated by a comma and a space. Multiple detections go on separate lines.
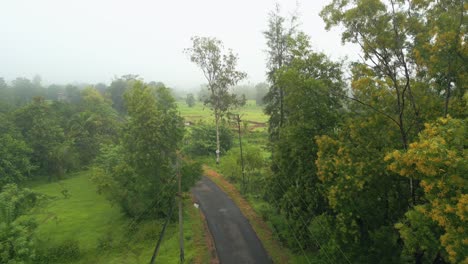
185, 93, 196, 107
106, 74, 139, 114
387, 117, 467, 263
183, 123, 233, 156
0, 184, 37, 224
186, 36, 247, 163
0, 184, 38, 264
35, 240, 81, 263
410, 0, 467, 118
93, 81, 184, 219
395, 209, 443, 263
11, 77, 45, 106
263, 4, 298, 139
264, 32, 346, 253
185, 37, 247, 115
0, 219, 37, 264
13, 97, 73, 178
68, 87, 120, 165
220, 146, 264, 192
0, 134, 35, 188
180, 161, 203, 192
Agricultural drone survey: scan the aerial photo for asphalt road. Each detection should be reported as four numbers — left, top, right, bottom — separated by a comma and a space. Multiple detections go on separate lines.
192, 176, 272, 264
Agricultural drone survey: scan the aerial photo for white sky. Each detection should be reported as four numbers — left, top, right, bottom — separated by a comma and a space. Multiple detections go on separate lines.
0, 0, 359, 90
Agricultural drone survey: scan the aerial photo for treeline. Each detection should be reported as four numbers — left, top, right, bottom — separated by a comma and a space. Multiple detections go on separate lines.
261, 1, 466, 264
0, 76, 200, 263
194, 82, 269, 106
0, 78, 122, 185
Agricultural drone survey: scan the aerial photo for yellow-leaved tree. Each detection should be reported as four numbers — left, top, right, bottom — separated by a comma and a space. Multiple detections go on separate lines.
386, 117, 467, 263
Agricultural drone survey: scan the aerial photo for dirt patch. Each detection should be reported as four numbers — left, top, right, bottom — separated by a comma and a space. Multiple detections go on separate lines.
203, 166, 290, 264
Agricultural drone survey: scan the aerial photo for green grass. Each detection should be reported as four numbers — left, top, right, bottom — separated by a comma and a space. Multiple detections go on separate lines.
28, 171, 210, 263
177, 99, 268, 123
30, 171, 127, 251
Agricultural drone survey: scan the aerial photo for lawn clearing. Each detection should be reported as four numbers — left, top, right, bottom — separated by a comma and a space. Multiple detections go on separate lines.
177, 100, 268, 123
29, 170, 212, 263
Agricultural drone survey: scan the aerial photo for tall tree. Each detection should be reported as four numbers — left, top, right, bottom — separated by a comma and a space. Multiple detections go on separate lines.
93, 81, 184, 218
266, 32, 346, 253
13, 97, 71, 178
68, 87, 120, 165
410, 0, 467, 118
263, 3, 297, 139
387, 117, 467, 263
321, 0, 436, 205
185, 93, 196, 107
185, 36, 246, 164
107, 75, 139, 114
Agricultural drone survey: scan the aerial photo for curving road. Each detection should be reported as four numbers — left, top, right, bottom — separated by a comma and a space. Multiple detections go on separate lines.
192, 176, 272, 264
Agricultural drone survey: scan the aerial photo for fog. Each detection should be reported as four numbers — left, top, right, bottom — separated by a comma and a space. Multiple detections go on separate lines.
0, 0, 359, 89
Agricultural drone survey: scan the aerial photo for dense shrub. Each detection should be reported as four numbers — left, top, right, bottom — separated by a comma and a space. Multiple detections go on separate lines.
0, 184, 38, 264
183, 123, 233, 156
35, 240, 81, 263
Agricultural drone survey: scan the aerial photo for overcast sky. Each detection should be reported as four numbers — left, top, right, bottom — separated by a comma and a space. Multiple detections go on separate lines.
0, 0, 359, 90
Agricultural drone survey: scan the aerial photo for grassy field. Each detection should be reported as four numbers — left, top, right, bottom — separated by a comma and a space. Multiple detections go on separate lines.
28, 170, 211, 263
177, 99, 268, 124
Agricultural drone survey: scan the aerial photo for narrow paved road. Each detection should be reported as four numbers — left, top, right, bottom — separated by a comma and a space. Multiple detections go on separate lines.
192, 176, 272, 264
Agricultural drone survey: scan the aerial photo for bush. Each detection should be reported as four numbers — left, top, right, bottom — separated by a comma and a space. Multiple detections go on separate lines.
97, 232, 115, 250
183, 123, 233, 156
181, 160, 203, 192
36, 240, 81, 263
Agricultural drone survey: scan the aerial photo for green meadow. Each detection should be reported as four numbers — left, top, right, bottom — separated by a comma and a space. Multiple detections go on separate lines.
28, 171, 209, 264
177, 99, 268, 124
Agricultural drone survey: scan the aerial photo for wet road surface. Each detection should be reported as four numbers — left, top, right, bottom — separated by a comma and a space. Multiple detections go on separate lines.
192, 176, 272, 264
